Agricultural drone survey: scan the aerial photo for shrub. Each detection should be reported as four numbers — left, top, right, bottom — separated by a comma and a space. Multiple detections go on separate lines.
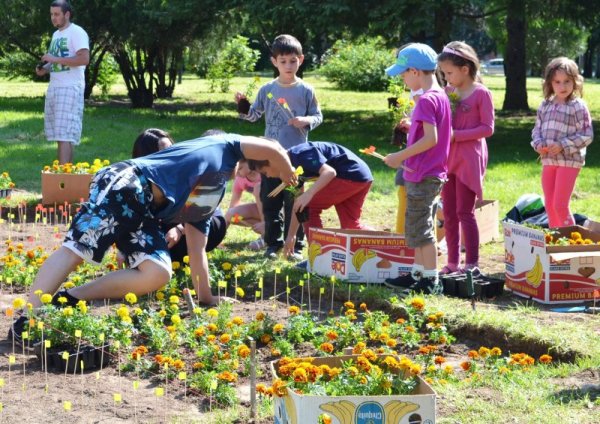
320, 37, 396, 92
207, 35, 260, 93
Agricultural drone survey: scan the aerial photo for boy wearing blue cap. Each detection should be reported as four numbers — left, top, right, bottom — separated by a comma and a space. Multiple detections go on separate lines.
382, 43, 451, 294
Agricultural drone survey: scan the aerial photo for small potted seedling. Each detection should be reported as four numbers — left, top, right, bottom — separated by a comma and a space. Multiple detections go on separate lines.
387, 79, 414, 147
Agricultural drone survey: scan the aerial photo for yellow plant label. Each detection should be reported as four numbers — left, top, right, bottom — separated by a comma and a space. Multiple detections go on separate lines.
0, 378, 4, 387
155, 387, 164, 397
178, 372, 186, 380
75, 329, 82, 338
37, 322, 44, 330
62, 352, 69, 360
133, 381, 139, 390
210, 380, 218, 390
9, 355, 16, 364
286, 287, 291, 294
255, 291, 261, 298
258, 277, 263, 288
235, 270, 241, 277
63, 401, 72, 411
99, 333, 105, 342
189, 290, 196, 296
45, 340, 51, 348
275, 268, 281, 274
320, 287, 325, 294
113, 393, 122, 402
114, 340, 120, 349
299, 280, 304, 287
22, 331, 28, 340
95, 372, 100, 380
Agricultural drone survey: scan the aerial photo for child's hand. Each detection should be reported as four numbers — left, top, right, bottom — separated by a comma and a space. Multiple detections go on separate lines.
398, 118, 411, 132
546, 143, 563, 156
234, 92, 246, 104
535, 145, 549, 154
283, 235, 296, 257
293, 193, 312, 214
288, 116, 310, 128
383, 151, 406, 169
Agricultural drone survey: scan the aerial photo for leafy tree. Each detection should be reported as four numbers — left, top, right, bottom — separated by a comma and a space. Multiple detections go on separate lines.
206, 36, 260, 93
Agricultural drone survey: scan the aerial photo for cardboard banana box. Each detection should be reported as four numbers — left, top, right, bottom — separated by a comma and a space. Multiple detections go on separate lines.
41, 172, 92, 205
503, 222, 600, 304
271, 355, 436, 424
307, 229, 415, 284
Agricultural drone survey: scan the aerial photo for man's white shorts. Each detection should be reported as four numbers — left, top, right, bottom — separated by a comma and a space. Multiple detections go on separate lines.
44, 85, 84, 145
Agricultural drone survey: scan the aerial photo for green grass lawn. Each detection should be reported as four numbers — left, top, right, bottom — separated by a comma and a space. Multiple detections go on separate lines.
1, 74, 600, 423
1, 74, 599, 223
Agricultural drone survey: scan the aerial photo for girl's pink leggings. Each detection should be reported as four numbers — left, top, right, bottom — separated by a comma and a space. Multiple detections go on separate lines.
541, 165, 580, 228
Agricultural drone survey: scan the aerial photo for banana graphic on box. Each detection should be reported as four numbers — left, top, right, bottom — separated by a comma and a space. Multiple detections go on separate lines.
384, 400, 419, 424
352, 248, 377, 272
525, 254, 543, 288
319, 400, 355, 424
308, 242, 322, 269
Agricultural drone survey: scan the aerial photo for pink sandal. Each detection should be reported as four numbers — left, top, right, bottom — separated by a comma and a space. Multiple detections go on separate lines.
440, 265, 457, 275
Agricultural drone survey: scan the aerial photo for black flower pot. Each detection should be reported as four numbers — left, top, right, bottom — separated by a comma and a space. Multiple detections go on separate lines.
237, 98, 251, 114
34, 343, 110, 373
296, 207, 309, 223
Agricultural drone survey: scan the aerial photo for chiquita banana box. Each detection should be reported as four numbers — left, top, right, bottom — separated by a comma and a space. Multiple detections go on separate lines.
503, 222, 600, 304
271, 355, 436, 424
307, 229, 415, 284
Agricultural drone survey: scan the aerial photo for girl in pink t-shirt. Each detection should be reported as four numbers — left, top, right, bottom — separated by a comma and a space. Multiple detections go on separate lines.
438, 41, 495, 273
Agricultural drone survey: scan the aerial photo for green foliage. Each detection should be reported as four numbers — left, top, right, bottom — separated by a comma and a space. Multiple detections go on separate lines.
94, 54, 119, 99
320, 37, 395, 91
207, 36, 260, 93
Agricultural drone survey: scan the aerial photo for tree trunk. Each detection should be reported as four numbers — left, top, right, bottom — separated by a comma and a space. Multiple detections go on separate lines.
582, 35, 595, 79
114, 45, 154, 108
432, 1, 454, 51
503, 0, 529, 111
84, 46, 109, 99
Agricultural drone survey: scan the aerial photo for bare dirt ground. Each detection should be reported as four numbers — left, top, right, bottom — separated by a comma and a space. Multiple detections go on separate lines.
0, 203, 598, 423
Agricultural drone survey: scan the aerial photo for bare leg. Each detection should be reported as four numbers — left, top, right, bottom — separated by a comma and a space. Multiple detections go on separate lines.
27, 247, 83, 308
69, 260, 170, 301
419, 242, 438, 270
57, 141, 74, 164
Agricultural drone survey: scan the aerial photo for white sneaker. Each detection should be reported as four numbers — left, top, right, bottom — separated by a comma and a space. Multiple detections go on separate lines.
248, 237, 266, 251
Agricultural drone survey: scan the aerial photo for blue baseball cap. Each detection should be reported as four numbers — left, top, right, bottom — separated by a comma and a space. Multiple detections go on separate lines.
385, 43, 438, 76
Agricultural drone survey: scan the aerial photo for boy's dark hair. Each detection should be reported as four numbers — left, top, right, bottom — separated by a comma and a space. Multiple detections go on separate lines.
271, 34, 303, 58
51, 1, 73, 16
132, 128, 174, 158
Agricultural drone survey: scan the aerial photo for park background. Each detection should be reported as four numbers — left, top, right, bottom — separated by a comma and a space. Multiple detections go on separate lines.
1, 1, 600, 423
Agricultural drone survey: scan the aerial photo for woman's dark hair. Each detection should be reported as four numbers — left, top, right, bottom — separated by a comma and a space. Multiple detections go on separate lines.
132, 128, 174, 158
245, 159, 270, 171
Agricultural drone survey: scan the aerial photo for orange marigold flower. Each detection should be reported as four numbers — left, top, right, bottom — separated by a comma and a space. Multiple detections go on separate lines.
344, 301, 355, 309
410, 297, 425, 311
352, 342, 366, 354
255, 311, 265, 321
468, 350, 479, 359
478, 347, 491, 358
359, 303, 367, 310
396, 318, 406, 324
237, 345, 251, 359
320, 342, 334, 354
326, 330, 338, 341
192, 362, 204, 370
539, 354, 553, 364
434, 356, 446, 365
260, 334, 272, 344
217, 371, 237, 383
220, 333, 231, 344
460, 361, 471, 371
272, 378, 287, 397
292, 367, 308, 383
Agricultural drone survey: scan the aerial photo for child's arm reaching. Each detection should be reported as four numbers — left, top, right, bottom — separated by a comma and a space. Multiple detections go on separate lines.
289, 90, 323, 130
384, 122, 437, 169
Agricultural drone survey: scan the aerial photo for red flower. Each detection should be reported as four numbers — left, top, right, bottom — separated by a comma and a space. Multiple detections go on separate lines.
277, 98, 286, 104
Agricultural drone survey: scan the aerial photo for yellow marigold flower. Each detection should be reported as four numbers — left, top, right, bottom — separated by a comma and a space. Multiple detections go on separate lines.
273, 323, 285, 333
77, 300, 88, 314
491, 347, 502, 356
172, 261, 181, 270
207, 323, 217, 332
478, 347, 491, 358
255, 311, 265, 321
64, 282, 75, 289
158, 309, 167, 317
571, 231, 582, 240
122, 316, 133, 324
169, 295, 179, 304
182, 255, 189, 264
235, 287, 245, 298
272, 378, 287, 397
40, 293, 53, 304
207, 334, 216, 343
237, 344, 251, 358
12, 298, 26, 309
207, 308, 218, 318
116, 305, 129, 318
171, 314, 181, 325
133, 307, 143, 315
62, 306, 74, 317
156, 292, 165, 301
288, 306, 300, 315
409, 364, 422, 375
221, 262, 232, 271
232, 316, 244, 326
260, 334, 271, 344
220, 333, 231, 344
34, 289, 43, 297
344, 301, 355, 309
410, 297, 425, 311
124, 292, 138, 305
386, 339, 397, 348
347, 366, 359, 377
